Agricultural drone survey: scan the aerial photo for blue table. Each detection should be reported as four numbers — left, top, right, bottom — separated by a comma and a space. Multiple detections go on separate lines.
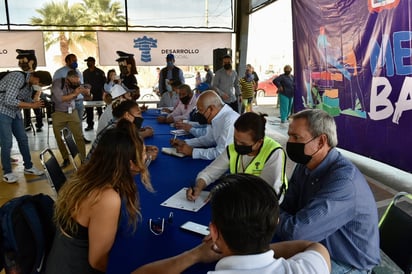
107, 110, 215, 274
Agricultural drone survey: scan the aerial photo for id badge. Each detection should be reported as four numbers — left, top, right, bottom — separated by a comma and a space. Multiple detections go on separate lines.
68, 106, 72, 114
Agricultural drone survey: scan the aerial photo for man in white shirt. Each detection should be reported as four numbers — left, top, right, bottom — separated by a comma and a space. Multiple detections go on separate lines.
132, 174, 331, 274
171, 90, 239, 160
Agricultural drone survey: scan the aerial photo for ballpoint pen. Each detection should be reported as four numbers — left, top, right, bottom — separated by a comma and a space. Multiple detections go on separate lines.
173, 134, 177, 141
191, 186, 196, 203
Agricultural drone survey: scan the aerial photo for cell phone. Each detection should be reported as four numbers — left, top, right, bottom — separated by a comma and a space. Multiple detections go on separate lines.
180, 221, 209, 236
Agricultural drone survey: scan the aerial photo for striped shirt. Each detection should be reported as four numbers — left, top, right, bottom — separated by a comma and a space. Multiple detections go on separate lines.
239, 78, 255, 99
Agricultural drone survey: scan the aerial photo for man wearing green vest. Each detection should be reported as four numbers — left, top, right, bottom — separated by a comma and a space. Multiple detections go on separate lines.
186, 112, 288, 201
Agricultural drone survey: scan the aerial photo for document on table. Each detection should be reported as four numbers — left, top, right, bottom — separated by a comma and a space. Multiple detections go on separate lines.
161, 147, 185, 158
161, 187, 209, 212
170, 129, 188, 136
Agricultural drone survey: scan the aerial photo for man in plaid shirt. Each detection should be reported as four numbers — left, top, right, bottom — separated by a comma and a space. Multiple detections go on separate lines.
0, 70, 52, 183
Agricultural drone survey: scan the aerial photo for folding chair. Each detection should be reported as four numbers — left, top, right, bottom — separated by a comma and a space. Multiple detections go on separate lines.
378, 192, 412, 273
40, 148, 67, 194
60, 127, 83, 171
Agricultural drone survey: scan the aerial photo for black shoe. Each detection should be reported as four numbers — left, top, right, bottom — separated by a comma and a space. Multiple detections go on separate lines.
36, 128, 43, 132
85, 126, 94, 131
84, 137, 91, 144
61, 159, 70, 168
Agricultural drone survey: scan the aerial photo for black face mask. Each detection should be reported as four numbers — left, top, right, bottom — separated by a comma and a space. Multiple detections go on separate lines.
19, 62, 30, 72
234, 143, 253, 155
286, 137, 318, 165
223, 64, 232, 70
180, 95, 191, 105
120, 65, 128, 75
133, 117, 144, 129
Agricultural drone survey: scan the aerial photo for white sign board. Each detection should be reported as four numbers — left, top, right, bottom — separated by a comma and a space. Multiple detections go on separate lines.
97, 32, 232, 66
0, 32, 46, 68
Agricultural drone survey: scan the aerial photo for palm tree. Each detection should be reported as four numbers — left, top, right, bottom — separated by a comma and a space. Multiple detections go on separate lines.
30, 0, 126, 64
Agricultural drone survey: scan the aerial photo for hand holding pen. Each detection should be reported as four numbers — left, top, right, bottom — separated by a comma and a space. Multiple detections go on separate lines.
186, 185, 200, 202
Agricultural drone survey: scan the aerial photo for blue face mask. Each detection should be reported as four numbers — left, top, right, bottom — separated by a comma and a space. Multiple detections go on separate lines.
70, 62, 78, 69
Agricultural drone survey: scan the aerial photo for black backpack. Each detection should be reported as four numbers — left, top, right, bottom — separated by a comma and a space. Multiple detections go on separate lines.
0, 71, 27, 93
0, 194, 55, 274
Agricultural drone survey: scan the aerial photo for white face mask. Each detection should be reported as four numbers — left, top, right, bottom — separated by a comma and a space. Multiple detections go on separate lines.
32, 85, 42, 91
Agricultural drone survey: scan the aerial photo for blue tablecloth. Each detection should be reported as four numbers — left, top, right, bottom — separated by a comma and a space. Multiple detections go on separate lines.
107, 111, 214, 274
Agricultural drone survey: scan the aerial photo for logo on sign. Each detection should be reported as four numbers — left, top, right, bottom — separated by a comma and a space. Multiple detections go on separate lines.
133, 36, 157, 63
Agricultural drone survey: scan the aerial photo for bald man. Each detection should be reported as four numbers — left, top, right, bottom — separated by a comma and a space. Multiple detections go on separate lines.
171, 90, 239, 160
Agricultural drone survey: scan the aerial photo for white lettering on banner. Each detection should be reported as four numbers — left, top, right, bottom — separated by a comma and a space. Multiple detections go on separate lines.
369, 76, 412, 124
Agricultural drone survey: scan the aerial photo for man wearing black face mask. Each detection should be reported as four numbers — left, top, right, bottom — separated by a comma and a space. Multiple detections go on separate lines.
211, 55, 241, 113
85, 99, 156, 163
186, 112, 287, 202
157, 84, 196, 124
83, 56, 106, 131
171, 90, 239, 160
158, 54, 185, 96
51, 70, 89, 168
276, 109, 380, 273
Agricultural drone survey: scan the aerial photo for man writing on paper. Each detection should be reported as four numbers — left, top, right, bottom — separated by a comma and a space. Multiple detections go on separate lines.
186, 112, 288, 201
132, 174, 331, 274
170, 90, 239, 160
157, 84, 196, 124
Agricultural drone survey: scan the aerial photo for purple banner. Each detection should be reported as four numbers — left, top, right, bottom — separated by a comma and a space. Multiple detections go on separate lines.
292, 0, 412, 172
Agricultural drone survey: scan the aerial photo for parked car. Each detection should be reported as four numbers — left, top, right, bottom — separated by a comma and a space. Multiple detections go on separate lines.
256, 75, 278, 97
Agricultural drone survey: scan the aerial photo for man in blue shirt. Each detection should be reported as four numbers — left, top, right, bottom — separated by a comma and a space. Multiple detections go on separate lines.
276, 109, 380, 273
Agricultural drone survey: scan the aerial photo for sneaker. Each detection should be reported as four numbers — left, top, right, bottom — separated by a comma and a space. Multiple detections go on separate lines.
3, 173, 18, 183
24, 166, 44, 176
85, 126, 94, 131
61, 159, 70, 168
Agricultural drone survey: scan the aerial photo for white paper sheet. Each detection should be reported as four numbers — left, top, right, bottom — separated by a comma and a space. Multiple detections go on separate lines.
160, 187, 209, 212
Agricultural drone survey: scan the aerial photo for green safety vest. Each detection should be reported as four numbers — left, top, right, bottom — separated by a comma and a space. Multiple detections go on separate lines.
227, 136, 288, 195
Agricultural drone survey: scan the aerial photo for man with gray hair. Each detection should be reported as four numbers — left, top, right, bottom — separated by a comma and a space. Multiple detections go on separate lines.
171, 90, 239, 160
276, 109, 380, 273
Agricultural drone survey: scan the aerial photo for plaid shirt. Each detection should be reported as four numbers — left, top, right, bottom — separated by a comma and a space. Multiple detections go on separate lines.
0, 71, 31, 119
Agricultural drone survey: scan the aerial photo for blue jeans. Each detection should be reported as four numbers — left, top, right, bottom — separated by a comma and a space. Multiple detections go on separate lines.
331, 259, 370, 274
0, 113, 33, 174
279, 93, 293, 122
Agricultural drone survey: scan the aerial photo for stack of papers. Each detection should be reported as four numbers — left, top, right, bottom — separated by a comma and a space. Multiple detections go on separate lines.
161, 147, 185, 158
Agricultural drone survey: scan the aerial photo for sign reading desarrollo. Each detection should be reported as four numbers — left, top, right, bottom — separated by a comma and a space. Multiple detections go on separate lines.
97, 32, 232, 66
0, 32, 46, 68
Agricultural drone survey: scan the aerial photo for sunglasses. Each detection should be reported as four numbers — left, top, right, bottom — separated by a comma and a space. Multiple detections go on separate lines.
149, 212, 174, 235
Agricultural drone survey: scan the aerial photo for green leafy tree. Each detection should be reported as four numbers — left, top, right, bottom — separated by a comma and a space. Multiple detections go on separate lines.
30, 0, 125, 64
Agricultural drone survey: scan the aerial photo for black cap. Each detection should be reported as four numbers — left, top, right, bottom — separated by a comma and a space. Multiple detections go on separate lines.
116, 51, 134, 62
31, 71, 52, 86
84, 56, 95, 62
16, 49, 36, 59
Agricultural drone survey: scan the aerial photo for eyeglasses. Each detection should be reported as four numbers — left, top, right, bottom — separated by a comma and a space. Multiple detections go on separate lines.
149, 212, 174, 235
